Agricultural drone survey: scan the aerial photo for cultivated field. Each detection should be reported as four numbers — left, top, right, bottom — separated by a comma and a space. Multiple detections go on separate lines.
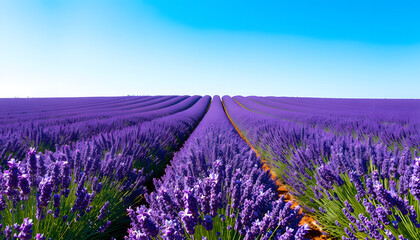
0, 96, 419, 240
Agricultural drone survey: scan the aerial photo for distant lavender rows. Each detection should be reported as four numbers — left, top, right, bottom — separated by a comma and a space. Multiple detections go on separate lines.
233, 96, 420, 147
223, 96, 420, 239
0, 96, 202, 161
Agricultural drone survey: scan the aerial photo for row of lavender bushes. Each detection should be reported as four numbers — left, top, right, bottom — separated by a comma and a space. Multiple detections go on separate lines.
126, 96, 310, 240
0, 96, 200, 161
223, 96, 420, 240
234, 96, 420, 149
0, 96, 210, 239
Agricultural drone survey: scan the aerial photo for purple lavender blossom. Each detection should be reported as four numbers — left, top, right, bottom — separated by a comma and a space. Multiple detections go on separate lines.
135, 206, 159, 237
183, 188, 199, 222
343, 227, 358, 240
50, 161, 62, 192
409, 158, 420, 200
53, 194, 60, 218
13, 223, 21, 232
98, 201, 110, 220
231, 180, 241, 209
386, 230, 397, 240
18, 218, 33, 240
18, 174, 31, 197
349, 171, 366, 201
344, 200, 354, 213
0, 194, 7, 211
241, 199, 254, 227
60, 161, 71, 197
38, 177, 53, 208
376, 205, 390, 225
26, 148, 37, 187
4, 225, 12, 239
180, 209, 196, 235
161, 220, 183, 240
277, 227, 294, 240
202, 215, 213, 231
343, 208, 356, 223
317, 163, 343, 189
5, 159, 20, 197
335, 220, 341, 227
35, 233, 47, 240
98, 220, 111, 233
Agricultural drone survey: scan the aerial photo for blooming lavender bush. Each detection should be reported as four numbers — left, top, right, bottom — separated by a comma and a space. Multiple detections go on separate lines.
224, 96, 420, 239
0, 148, 146, 239
126, 97, 309, 240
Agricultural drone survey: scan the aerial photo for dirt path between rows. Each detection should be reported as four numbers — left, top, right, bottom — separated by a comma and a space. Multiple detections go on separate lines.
223, 106, 330, 240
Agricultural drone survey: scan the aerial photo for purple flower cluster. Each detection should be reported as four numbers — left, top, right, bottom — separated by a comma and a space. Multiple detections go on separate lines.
409, 157, 420, 200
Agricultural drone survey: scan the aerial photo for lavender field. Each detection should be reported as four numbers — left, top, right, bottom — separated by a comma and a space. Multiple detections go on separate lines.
0, 96, 419, 240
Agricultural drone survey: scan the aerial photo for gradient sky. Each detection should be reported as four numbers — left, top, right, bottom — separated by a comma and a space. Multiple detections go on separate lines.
1, 0, 419, 98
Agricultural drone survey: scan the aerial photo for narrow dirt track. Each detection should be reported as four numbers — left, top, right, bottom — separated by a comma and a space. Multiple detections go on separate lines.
223, 104, 330, 240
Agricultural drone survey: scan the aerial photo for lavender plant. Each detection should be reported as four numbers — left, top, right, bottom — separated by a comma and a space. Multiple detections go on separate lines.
0, 150, 132, 239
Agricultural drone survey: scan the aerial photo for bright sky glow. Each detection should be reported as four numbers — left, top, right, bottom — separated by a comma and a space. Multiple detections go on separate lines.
0, 0, 419, 98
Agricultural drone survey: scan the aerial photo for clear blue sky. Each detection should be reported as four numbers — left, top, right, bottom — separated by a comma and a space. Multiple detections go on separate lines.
1, 0, 419, 98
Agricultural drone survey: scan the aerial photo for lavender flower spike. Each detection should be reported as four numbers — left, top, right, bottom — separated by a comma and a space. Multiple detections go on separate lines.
409, 157, 420, 200
18, 218, 33, 240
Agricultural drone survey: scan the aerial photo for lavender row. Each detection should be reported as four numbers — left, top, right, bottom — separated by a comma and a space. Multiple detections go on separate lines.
223, 96, 420, 239
0, 96, 190, 134
0, 96, 170, 124
0, 96, 201, 161
234, 96, 420, 148
126, 96, 309, 240
0, 96, 210, 239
